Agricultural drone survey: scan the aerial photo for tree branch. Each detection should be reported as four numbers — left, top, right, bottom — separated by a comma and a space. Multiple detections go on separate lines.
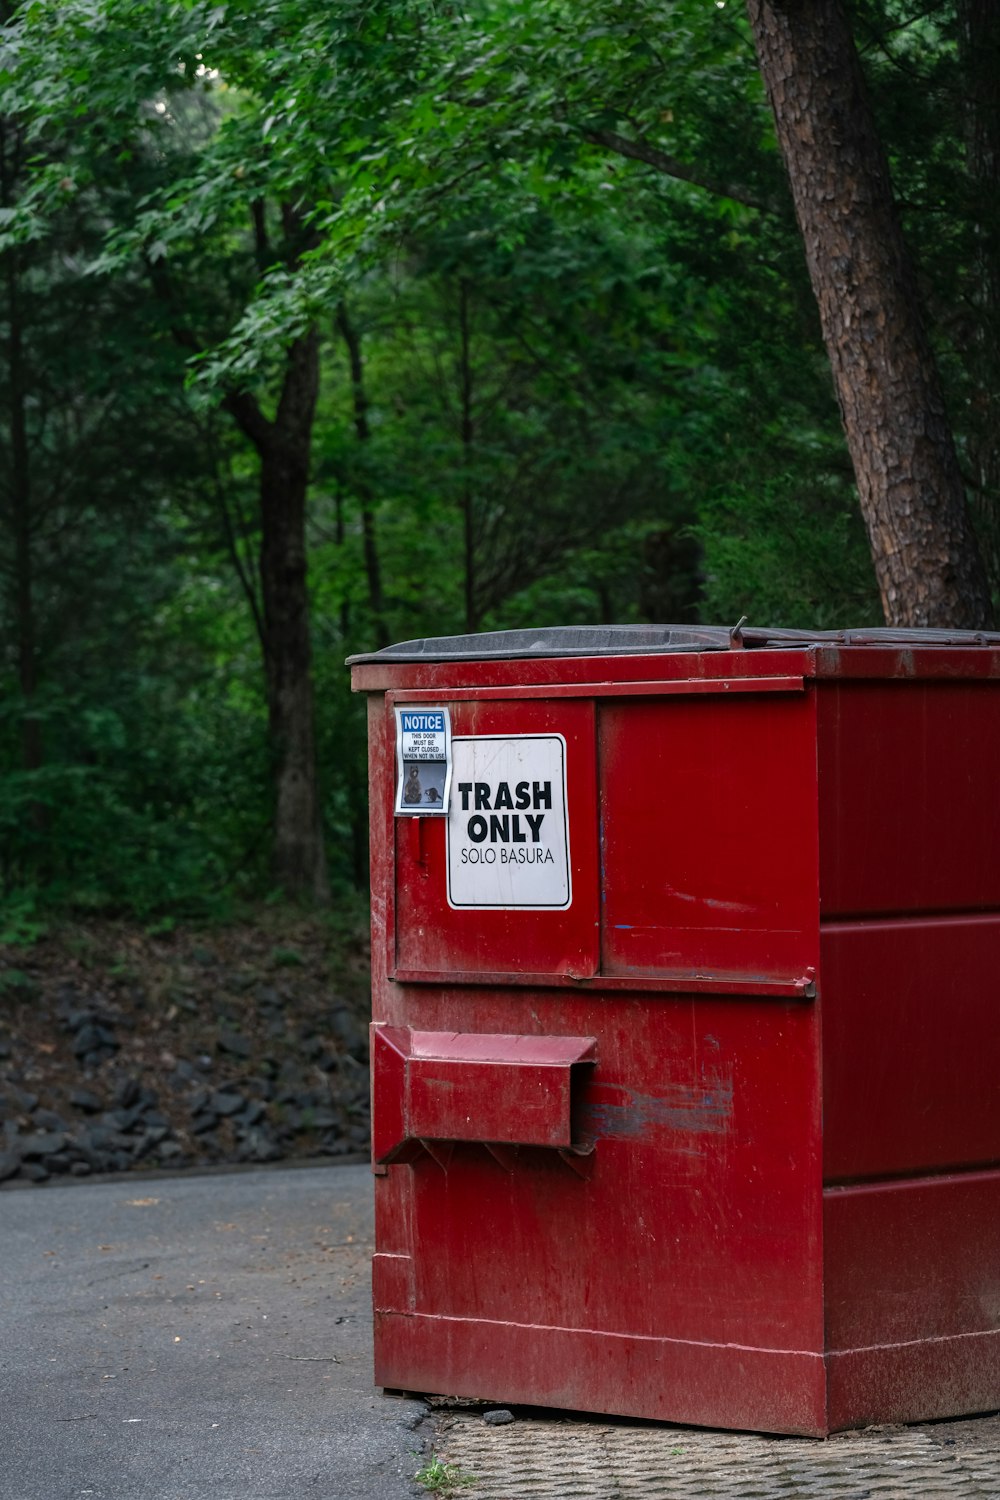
582, 126, 777, 213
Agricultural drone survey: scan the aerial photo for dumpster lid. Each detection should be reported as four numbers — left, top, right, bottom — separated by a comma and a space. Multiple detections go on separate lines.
347, 623, 1000, 665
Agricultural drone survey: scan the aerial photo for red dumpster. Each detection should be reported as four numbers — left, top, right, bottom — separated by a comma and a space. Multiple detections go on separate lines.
348, 625, 1000, 1437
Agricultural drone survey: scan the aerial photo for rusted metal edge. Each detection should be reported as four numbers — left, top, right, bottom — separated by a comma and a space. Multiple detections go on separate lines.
388, 968, 817, 998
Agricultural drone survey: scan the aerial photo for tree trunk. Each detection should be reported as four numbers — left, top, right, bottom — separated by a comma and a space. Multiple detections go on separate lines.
958, 0, 1000, 591
258, 328, 329, 902
745, 0, 992, 628
149, 235, 329, 901
335, 301, 388, 647
458, 279, 478, 633
1, 116, 46, 833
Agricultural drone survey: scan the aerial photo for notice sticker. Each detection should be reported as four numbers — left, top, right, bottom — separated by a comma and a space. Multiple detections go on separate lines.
394, 706, 452, 816
446, 735, 571, 909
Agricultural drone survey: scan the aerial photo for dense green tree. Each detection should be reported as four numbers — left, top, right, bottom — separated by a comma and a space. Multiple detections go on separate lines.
5, 0, 992, 925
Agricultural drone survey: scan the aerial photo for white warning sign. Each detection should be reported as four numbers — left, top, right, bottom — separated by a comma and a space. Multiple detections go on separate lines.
394, 706, 452, 816
446, 735, 571, 910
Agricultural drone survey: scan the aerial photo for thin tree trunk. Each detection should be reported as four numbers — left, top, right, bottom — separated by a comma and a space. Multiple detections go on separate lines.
256, 328, 329, 903
335, 301, 387, 647
1, 117, 45, 831
958, 0, 1000, 591
746, 0, 992, 628
458, 279, 477, 633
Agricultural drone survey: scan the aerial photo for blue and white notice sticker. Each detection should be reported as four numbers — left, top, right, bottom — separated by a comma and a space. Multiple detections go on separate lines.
394, 706, 452, 816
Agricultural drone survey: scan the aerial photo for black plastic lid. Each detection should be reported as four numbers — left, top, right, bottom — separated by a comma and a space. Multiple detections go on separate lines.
346, 623, 1000, 666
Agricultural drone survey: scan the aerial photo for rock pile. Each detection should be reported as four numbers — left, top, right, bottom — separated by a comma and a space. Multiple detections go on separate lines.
0, 918, 373, 1186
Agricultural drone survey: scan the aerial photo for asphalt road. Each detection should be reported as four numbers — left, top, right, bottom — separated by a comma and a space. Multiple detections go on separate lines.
0, 1163, 428, 1500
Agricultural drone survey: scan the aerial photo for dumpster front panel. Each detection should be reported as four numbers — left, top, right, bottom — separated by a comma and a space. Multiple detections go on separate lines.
390, 697, 600, 981
371, 982, 826, 1433
599, 692, 818, 984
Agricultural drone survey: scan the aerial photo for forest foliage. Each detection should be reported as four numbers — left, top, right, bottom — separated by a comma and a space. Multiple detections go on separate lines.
0, 0, 994, 924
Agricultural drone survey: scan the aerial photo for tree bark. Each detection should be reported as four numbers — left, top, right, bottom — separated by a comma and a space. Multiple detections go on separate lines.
1, 116, 46, 832
958, 0, 1000, 590
335, 301, 388, 647
255, 328, 329, 903
458, 279, 478, 633
745, 0, 992, 628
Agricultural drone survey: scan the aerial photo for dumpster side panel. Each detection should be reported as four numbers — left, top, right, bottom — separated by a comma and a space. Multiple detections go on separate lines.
820, 916, 1000, 1180
816, 675, 1000, 1429
817, 680, 1000, 917
824, 1171, 1000, 1428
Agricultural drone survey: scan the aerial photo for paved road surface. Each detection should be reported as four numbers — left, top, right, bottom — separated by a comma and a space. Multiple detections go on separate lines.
0, 1164, 427, 1500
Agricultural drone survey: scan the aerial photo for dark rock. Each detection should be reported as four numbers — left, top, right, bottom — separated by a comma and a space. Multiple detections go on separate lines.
255, 984, 282, 1008
157, 1140, 183, 1161
112, 1077, 140, 1109
190, 1113, 218, 1135
314, 1050, 337, 1073
72, 1026, 103, 1058
169, 1060, 196, 1088
131, 1128, 168, 1159
143, 1110, 169, 1129
44, 1153, 73, 1174
331, 1007, 368, 1060
8, 1088, 39, 1114
0, 1150, 21, 1182
483, 1409, 515, 1427
105, 1107, 142, 1133
67, 1137, 112, 1173
190, 946, 215, 967
189, 1088, 211, 1114
241, 1128, 283, 1163
236, 1101, 266, 1127
19, 1162, 50, 1183
70, 1161, 92, 1177
210, 1091, 245, 1118
32, 1108, 68, 1132
306, 1108, 339, 1131
69, 1088, 103, 1114
217, 1030, 252, 1059
0, 1038, 11, 1060
20, 1131, 68, 1159
195, 1054, 214, 1073
136, 1087, 159, 1111
244, 1077, 274, 1101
